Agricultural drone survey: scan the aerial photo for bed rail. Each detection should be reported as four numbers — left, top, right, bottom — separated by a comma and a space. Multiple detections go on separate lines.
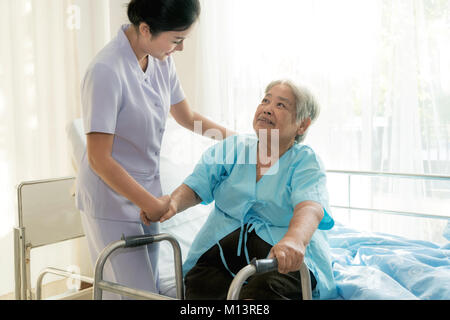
14, 177, 88, 300
36, 267, 93, 300
326, 170, 450, 221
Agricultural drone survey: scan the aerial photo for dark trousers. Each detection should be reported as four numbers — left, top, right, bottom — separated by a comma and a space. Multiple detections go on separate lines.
185, 226, 317, 300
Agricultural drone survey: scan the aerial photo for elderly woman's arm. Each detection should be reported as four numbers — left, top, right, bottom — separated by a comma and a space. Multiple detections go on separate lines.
141, 184, 202, 225
269, 201, 324, 274
162, 184, 203, 222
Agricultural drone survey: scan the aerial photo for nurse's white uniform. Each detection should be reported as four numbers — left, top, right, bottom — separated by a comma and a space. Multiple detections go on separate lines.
76, 24, 185, 299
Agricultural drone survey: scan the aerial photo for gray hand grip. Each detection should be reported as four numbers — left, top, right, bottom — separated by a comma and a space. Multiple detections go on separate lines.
251, 258, 278, 274
121, 234, 155, 248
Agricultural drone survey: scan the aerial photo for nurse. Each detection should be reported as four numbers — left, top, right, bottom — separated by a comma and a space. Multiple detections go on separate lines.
76, 0, 233, 299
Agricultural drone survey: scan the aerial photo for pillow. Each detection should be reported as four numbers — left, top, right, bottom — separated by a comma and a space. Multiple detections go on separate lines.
160, 116, 215, 186
159, 117, 216, 228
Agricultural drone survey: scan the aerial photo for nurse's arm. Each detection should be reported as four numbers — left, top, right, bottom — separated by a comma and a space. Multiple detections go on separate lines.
87, 133, 170, 219
269, 201, 324, 274
170, 99, 237, 140
159, 183, 202, 223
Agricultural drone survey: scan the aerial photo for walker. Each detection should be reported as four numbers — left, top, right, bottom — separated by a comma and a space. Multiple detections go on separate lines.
93, 234, 313, 300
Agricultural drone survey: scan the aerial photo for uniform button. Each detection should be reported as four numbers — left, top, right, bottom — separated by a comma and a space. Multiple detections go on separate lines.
155, 151, 159, 156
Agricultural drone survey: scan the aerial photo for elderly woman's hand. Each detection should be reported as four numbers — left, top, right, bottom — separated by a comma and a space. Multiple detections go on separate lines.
268, 237, 306, 274
159, 198, 178, 223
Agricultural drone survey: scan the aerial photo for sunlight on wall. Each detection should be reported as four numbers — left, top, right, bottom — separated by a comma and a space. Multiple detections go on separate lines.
26, 85, 36, 105
0, 162, 13, 238
440, 43, 450, 93
0, 90, 4, 116
24, 0, 32, 15
0, 83, 12, 239
27, 115, 39, 130
232, 0, 380, 78
0, 90, 4, 154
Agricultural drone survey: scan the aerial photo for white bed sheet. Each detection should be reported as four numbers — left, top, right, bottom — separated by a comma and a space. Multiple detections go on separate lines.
328, 223, 450, 300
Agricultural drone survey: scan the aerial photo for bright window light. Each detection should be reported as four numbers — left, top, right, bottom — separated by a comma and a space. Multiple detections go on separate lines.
28, 115, 38, 130
24, 1, 32, 15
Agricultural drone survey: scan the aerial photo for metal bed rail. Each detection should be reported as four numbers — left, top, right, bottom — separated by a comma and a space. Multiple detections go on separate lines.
326, 170, 450, 221
36, 267, 94, 300
14, 177, 89, 300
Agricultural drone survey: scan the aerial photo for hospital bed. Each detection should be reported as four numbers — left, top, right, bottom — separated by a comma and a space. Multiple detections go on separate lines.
154, 118, 450, 300
153, 165, 450, 300
14, 118, 450, 300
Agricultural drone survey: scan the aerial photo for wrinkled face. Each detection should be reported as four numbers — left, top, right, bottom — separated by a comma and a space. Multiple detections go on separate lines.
138, 23, 194, 61
253, 84, 301, 145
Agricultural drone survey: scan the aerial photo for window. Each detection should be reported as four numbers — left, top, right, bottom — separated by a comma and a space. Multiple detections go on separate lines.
194, 0, 450, 241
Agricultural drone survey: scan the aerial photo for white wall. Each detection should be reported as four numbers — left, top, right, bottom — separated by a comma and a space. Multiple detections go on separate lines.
109, 0, 129, 38
172, 27, 200, 111
74, 0, 111, 79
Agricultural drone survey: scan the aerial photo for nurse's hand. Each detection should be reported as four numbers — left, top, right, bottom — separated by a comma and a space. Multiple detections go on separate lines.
140, 195, 171, 225
268, 237, 306, 274
140, 209, 152, 226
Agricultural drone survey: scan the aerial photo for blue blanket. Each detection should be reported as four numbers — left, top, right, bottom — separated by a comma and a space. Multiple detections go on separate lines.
327, 223, 450, 300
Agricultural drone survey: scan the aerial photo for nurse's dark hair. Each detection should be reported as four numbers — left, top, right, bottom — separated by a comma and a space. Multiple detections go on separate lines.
127, 0, 201, 36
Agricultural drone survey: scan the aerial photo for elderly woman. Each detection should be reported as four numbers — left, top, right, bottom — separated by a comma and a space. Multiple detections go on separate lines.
143, 80, 338, 300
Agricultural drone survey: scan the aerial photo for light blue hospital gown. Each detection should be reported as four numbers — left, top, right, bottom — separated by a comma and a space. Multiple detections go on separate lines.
75, 24, 185, 298
183, 134, 338, 300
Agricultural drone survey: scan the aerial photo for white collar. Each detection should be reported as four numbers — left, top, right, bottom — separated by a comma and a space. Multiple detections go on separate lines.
117, 24, 154, 83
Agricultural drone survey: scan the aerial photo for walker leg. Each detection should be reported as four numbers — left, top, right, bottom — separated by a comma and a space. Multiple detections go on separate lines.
227, 258, 313, 300
93, 233, 184, 300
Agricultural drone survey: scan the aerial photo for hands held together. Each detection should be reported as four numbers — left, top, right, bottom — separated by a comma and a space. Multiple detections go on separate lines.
140, 193, 307, 275
140, 195, 178, 226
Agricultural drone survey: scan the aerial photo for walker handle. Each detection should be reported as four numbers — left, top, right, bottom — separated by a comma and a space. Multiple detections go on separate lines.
251, 258, 278, 274
121, 234, 155, 248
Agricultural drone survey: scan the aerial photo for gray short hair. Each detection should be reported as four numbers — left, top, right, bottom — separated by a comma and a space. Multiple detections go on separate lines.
265, 80, 320, 143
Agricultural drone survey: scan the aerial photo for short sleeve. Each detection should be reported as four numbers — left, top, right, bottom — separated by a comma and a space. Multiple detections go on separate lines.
81, 63, 121, 135
183, 137, 236, 205
168, 57, 185, 106
290, 150, 334, 230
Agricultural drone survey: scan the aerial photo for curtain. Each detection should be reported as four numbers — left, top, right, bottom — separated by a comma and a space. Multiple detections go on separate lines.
0, 0, 113, 297
194, 0, 450, 242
